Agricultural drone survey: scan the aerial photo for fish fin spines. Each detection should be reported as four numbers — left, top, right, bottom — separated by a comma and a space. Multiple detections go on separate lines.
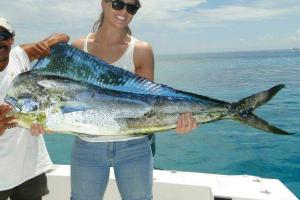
32, 43, 191, 98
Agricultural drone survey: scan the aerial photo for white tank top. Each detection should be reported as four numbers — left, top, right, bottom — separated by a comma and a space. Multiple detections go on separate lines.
81, 33, 144, 142
83, 33, 136, 73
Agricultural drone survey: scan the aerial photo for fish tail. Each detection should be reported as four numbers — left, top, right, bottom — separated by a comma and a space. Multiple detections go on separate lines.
229, 84, 294, 135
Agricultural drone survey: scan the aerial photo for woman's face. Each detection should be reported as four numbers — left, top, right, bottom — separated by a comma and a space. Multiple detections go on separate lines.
102, 0, 139, 29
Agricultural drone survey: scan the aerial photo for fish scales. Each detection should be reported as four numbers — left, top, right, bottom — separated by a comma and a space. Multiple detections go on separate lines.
4, 43, 293, 136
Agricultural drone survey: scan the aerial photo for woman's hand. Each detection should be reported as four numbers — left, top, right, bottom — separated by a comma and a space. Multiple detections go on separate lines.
0, 104, 17, 136
176, 113, 197, 134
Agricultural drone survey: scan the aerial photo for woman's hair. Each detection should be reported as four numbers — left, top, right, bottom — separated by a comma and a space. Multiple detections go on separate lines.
93, 0, 141, 35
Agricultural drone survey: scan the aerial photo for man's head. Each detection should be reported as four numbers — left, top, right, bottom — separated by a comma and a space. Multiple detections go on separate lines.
0, 17, 15, 71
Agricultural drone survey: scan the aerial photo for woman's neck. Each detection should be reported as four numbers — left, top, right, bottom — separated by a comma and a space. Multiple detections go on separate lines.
94, 23, 129, 45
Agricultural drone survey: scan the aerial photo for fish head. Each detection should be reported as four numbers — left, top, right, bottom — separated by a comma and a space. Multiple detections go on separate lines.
5, 95, 39, 113
4, 72, 42, 113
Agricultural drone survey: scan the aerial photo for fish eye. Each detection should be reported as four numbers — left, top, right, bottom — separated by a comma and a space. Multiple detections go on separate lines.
31, 104, 38, 111
18, 98, 39, 112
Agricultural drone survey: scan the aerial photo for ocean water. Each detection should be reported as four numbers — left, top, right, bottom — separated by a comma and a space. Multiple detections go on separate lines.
44, 49, 300, 197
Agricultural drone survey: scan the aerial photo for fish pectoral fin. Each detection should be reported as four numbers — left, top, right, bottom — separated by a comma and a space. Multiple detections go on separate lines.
58, 102, 91, 114
37, 80, 61, 89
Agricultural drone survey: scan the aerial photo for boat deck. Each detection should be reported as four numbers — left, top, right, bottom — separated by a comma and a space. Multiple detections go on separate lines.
44, 165, 298, 200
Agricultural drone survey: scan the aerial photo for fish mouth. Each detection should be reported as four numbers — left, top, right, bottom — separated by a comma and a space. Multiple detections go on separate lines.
4, 97, 21, 112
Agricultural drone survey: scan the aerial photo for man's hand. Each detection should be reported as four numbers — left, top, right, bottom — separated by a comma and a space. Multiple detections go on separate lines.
30, 123, 46, 136
0, 104, 17, 136
42, 33, 70, 47
26, 42, 51, 61
21, 33, 70, 62
176, 113, 197, 134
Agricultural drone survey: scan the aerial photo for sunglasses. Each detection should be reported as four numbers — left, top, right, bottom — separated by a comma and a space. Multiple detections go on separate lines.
0, 31, 13, 41
109, 0, 140, 15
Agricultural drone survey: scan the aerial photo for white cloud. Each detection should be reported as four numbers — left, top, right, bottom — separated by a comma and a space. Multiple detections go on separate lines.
1, 0, 299, 30
0, 0, 99, 26
134, 0, 207, 29
289, 29, 300, 42
137, 0, 206, 21
198, 6, 284, 22
1, 0, 299, 53
134, 0, 300, 29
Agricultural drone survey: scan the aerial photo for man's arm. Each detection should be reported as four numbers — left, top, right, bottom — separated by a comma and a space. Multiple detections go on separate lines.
20, 33, 69, 62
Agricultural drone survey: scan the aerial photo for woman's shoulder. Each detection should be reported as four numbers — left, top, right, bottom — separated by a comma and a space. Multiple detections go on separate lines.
73, 33, 95, 50
72, 37, 87, 50
133, 37, 152, 51
132, 37, 154, 76
133, 37, 153, 58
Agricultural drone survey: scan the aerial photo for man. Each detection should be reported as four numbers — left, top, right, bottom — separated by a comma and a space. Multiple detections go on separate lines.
0, 17, 69, 200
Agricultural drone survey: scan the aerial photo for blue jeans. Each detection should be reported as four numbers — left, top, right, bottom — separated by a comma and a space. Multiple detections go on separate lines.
71, 137, 153, 200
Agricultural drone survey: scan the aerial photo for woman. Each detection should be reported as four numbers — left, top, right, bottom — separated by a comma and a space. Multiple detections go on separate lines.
71, 0, 197, 199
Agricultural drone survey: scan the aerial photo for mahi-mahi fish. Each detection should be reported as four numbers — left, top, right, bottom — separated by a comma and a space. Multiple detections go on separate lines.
4, 43, 293, 137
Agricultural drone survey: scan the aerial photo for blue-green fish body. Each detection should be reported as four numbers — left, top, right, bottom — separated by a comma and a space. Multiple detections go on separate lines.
4, 43, 292, 136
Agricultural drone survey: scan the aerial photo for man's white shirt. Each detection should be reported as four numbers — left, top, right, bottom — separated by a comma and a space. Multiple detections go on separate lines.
0, 46, 52, 191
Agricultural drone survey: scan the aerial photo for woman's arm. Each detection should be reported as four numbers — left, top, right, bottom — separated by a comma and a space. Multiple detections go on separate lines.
134, 40, 197, 134
134, 41, 154, 81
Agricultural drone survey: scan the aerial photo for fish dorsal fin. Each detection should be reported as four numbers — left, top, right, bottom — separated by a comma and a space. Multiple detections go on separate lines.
31, 43, 190, 99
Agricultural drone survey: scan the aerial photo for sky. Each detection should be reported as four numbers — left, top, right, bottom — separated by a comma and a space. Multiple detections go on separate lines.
0, 0, 300, 55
